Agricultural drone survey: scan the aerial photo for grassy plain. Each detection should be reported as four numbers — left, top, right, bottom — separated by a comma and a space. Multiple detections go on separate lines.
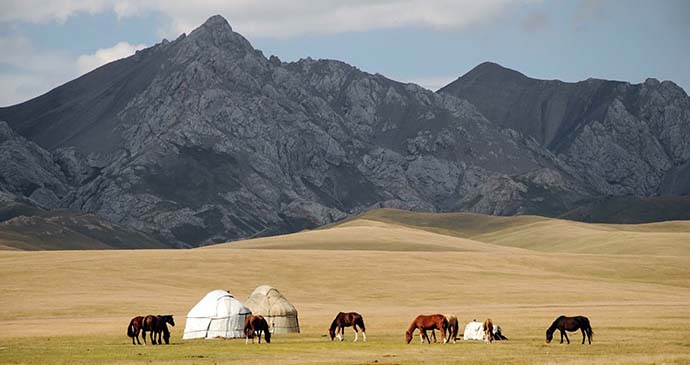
1, 210, 690, 364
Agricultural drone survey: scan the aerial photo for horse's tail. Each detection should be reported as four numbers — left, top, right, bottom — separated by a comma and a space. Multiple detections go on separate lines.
127, 318, 136, 337
585, 318, 593, 340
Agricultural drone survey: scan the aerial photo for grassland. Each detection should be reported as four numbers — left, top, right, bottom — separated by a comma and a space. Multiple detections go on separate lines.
1, 209, 690, 364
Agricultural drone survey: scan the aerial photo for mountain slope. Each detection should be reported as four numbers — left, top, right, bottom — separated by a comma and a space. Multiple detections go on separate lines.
439, 62, 690, 196
0, 16, 591, 247
0, 16, 687, 248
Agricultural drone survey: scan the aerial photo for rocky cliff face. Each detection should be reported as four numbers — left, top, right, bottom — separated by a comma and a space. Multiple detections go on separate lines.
0, 16, 686, 248
439, 62, 690, 197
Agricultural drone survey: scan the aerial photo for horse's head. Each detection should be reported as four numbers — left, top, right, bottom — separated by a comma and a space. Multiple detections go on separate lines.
264, 329, 271, 343
328, 327, 336, 341
545, 328, 554, 344
405, 330, 413, 344
166, 315, 175, 327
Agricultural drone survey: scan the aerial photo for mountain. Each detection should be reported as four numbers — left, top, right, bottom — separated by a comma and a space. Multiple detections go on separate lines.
439, 62, 690, 197
0, 16, 687, 248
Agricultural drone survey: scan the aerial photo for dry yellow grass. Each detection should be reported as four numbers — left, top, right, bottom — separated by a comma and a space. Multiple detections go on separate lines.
1, 210, 690, 364
328, 209, 690, 255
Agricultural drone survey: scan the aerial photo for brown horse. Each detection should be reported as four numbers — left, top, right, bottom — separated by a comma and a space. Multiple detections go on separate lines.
428, 314, 459, 343
545, 315, 593, 344
244, 315, 271, 344
142, 314, 175, 345
329, 312, 367, 342
446, 314, 459, 343
405, 314, 448, 344
127, 316, 145, 345
483, 318, 494, 343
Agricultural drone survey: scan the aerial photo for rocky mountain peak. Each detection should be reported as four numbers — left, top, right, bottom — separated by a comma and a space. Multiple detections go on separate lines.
186, 14, 253, 53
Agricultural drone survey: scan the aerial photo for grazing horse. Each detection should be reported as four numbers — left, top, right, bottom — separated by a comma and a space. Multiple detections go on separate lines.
545, 315, 593, 345
483, 318, 494, 343
244, 315, 272, 344
428, 314, 459, 343
329, 312, 367, 342
127, 316, 145, 345
405, 314, 448, 344
142, 314, 175, 345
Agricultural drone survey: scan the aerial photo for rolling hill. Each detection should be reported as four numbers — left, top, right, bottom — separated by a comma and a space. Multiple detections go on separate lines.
217, 208, 690, 256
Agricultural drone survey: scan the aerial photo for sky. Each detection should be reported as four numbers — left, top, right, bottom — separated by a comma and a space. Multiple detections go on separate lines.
0, 0, 689, 107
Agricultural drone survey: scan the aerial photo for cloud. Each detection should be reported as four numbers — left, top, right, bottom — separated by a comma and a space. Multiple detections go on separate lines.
0, 0, 539, 39
76, 41, 146, 74
521, 10, 550, 32
0, 36, 143, 106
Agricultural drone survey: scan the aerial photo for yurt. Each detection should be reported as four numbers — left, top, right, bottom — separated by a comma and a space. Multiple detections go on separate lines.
183, 290, 252, 339
245, 285, 300, 334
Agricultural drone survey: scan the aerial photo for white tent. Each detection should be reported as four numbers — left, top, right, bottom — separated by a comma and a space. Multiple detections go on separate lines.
463, 320, 506, 341
183, 290, 252, 339
245, 285, 300, 334
463, 320, 485, 340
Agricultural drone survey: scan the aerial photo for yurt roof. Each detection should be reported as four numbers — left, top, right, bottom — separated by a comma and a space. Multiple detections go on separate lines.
187, 289, 251, 318
246, 285, 297, 316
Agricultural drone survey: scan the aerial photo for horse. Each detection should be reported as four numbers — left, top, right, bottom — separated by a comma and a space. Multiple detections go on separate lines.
483, 318, 494, 343
127, 316, 145, 345
545, 315, 593, 345
142, 314, 175, 345
405, 314, 448, 344
329, 312, 367, 342
428, 314, 459, 343
445, 314, 459, 343
156, 315, 175, 345
244, 315, 271, 344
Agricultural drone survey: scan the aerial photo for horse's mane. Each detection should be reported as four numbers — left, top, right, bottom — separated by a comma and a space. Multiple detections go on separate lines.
405, 319, 418, 334
546, 315, 565, 334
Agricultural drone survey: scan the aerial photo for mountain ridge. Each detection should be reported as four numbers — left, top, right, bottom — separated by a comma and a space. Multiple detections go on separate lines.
0, 15, 688, 249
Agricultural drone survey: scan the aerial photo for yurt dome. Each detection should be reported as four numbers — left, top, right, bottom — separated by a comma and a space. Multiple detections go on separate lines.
245, 285, 300, 334
183, 290, 252, 339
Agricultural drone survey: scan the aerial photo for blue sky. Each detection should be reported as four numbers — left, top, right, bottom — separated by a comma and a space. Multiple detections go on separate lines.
1, 0, 688, 106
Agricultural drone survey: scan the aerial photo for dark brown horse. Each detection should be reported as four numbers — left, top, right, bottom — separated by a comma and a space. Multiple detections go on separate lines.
142, 314, 175, 345
127, 316, 145, 345
546, 315, 593, 344
405, 314, 448, 344
329, 312, 367, 342
244, 315, 271, 344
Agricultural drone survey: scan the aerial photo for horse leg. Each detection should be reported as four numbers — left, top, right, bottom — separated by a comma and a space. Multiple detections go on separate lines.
150, 330, 156, 345
581, 328, 586, 344
353, 326, 359, 342
258, 330, 262, 344
559, 330, 564, 344
362, 330, 367, 342
142, 330, 147, 345
441, 326, 447, 344
431, 329, 437, 343
563, 331, 570, 344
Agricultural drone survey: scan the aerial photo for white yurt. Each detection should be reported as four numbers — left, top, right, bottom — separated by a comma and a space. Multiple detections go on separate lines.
244, 285, 300, 334
183, 290, 252, 339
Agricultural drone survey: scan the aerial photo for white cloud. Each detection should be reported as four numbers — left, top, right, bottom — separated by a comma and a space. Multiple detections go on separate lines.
0, 0, 538, 38
76, 41, 146, 74
0, 36, 144, 106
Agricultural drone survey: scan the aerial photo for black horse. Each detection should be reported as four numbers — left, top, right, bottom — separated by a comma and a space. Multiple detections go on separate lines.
142, 314, 175, 345
329, 312, 366, 342
546, 315, 593, 344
